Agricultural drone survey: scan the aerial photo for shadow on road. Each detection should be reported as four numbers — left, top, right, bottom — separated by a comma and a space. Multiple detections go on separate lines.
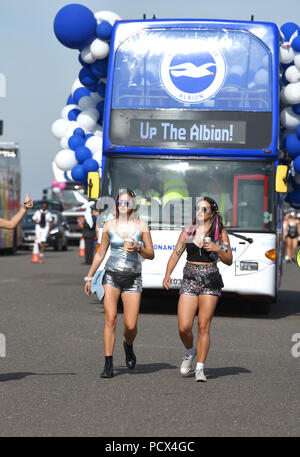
112, 363, 177, 377
0, 372, 76, 382
206, 366, 251, 379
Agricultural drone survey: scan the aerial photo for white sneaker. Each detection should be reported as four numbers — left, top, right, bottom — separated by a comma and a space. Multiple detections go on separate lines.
195, 368, 207, 382
180, 354, 195, 376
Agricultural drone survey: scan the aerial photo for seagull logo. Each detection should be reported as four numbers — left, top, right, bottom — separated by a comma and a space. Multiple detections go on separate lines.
169, 62, 216, 79
160, 42, 227, 104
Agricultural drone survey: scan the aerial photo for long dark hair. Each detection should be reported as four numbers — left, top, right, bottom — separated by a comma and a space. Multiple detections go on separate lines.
186, 197, 224, 241
115, 188, 137, 219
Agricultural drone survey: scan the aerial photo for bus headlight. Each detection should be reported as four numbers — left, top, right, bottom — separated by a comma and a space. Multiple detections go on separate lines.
239, 261, 258, 271
265, 249, 276, 261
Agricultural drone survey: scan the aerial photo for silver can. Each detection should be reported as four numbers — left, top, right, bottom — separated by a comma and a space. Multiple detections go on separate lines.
203, 237, 211, 243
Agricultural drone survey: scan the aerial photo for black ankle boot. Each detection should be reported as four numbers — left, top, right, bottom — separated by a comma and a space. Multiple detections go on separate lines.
123, 341, 136, 369
101, 356, 114, 378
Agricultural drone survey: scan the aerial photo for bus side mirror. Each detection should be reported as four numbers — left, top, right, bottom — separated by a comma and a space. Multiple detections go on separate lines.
275, 165, 288, 193
87, 172, 100, 199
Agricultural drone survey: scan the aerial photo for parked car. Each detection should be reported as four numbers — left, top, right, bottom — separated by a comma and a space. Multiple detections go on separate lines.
20, 208, 69, 251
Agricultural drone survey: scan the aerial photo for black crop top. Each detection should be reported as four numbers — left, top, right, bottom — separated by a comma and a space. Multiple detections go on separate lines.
186, 241, 214, 263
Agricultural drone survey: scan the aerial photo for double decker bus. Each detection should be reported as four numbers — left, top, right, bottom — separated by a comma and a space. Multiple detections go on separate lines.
0, 142, 21, 252
98, 19, 285, 312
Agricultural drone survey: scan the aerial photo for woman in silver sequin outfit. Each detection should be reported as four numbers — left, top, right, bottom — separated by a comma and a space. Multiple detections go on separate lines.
163, 197, 232, 382
85, 189, 154, 378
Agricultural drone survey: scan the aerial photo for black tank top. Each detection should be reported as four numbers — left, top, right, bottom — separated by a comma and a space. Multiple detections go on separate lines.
186, 241, 214, 263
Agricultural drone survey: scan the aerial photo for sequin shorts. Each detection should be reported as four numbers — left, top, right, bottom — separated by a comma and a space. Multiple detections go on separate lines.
179, 262, 222, 297
103, 270, 143, 293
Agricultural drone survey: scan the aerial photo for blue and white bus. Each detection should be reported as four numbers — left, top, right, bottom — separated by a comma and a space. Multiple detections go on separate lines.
98, 19, 285, 312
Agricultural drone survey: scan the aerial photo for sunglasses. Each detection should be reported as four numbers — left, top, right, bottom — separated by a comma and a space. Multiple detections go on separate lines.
117, 200, 133, 207
195, 206, 210, 213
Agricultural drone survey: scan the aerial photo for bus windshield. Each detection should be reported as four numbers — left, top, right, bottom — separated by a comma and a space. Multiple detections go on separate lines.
100, 157, 275, 232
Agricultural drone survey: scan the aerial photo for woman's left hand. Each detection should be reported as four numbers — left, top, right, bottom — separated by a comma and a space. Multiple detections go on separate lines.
126, 239, 138, 254
203, 241, 221, 253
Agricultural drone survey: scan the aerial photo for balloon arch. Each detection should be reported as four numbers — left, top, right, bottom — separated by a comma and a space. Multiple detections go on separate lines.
51, 6, 300, 207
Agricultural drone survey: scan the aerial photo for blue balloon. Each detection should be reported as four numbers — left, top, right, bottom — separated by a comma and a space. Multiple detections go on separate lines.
97, 81, 106, 98
297, 124, 300, 139
73, 87, 90, 104
293, 155, 300, 174
83, 158, 99, 174
90, 58, 108, 78
71, 164, 86, 182
75, 146, 92, 164
79, 66, 98, 87
68, 108, 81, 121
68, 134, 85, 151
96, 21, 113, 41
292, 35, 300, 52
78, 53, 89, 67
85, 83, 98, 93
54, 4, 97, 49
283, 134, 300, 159
289, 177, 300, 192
85, 134, 94, 141
285, 190, 300, 205
280, 22, 300, 41
291, 103, 300, 115
73, 128, 85, 137
66, 94, 74, 105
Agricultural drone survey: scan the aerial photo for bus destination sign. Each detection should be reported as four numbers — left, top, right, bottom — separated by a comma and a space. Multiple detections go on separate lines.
130, 119, 246, 146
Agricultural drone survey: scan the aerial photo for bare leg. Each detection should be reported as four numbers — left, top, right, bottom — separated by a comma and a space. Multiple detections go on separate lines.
177, 294, 199, 350
121, 292, 142, 345
103, 285, 121, 356
196, 294, 219, 363
291, 238, 298, 260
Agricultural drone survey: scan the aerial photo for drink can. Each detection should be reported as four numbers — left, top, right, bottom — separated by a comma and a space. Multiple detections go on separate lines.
203, 237, 211, 243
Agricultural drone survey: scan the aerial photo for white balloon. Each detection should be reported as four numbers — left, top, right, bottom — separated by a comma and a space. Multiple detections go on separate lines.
66, 120, 81, 134
93, 128, 103, 137
284, 81, 300, 104
61, 104, 78, 120
94, 10, 121, 25
285, 65, 300, 83
52, 187, 61, 194
294, 52, 300, 71
90, 92, 103, 103
279, 44, 295, 64
84, 108, 99, 121
85, 135, 103, 154
81, 46, 96, 64
90, 38, 109, 60
78, 96, 96, 111
280, 106, 300, 129
72, 78, 84, 95
280, 87, 288, 104
92, 151, 102, 166
77, 111, 97, 131
54, 149, 78, 171
51, 119, 68, 139
60, 136, 69, 149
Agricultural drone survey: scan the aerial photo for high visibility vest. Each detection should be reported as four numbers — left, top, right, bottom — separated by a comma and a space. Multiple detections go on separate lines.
198, 193, 231, 217
163, 173, 189, 206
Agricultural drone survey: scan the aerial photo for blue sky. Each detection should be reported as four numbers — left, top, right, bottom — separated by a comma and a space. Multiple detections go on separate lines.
0, 0, 298, 199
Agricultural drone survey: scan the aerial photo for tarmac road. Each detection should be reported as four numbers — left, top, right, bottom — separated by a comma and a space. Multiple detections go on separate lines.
0, 247, 299, 437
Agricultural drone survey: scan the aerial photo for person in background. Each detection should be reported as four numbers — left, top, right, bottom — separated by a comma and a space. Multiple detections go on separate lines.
84, 189, 154, 378
32, 201, 53, 257
283, 210, 300, 263
163, 197, 232, 382
82, 206, 97, 265
0, 192, 33, 229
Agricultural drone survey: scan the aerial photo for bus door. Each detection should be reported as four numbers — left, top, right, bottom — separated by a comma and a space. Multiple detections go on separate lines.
233, 174, 269, 229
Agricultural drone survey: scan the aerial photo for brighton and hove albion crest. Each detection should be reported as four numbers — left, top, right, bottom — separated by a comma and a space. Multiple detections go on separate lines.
160, 40, 227, 104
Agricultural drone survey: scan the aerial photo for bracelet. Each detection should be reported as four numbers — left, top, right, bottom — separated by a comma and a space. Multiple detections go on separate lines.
84, 276, 93, 282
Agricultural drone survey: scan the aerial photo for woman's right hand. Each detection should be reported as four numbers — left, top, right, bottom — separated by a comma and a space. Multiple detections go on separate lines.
85, 281, 92, 296
163, 275, 171, 290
